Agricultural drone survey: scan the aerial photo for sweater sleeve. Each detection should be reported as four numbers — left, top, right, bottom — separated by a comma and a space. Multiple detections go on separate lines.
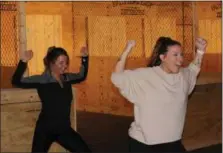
111, 68, 144, 104
11, 60, 41, 88
182, 63, 201, 95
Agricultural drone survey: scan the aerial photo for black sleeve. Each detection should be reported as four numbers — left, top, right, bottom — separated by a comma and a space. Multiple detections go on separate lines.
11, 60, 41, 88
65, 56, 89, 84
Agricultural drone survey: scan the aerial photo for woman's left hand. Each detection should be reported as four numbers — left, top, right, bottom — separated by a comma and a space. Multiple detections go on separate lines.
81, 46, 88, 57
195, 37, 207, 52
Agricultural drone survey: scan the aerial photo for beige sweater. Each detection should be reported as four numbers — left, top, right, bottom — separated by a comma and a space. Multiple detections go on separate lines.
111, 63, 200, 145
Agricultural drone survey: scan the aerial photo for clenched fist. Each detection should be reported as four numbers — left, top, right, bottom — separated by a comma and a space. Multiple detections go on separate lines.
195, 38, 207, 52
126, 40, 136, 49
80, 46, 88, 57
22, 50, 33, 62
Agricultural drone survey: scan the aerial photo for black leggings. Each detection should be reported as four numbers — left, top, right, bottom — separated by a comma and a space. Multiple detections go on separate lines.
31, 126, 91, 153
129, 136, 186, 153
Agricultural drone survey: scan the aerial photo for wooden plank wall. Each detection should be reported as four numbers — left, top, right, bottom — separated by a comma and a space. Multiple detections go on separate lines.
26, 15, 63, 75
1, 2, 222, 116
198, 19, 222, 72
196, 2, 222, 72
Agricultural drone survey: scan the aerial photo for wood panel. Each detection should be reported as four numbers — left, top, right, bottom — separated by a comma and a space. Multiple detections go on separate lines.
1, 2, 222, 118
72, 16, 87, 57
26, 15, 63, 75
74, 57, 147, 116
144, 17, 177, 58
62, 10, 74, 72
198, 19, 222, 72
1, 88, 77, 152
88, 16, 126, 57
82, 17, 131, 115
1, 66, 16, 88
183, 26, 194, 65
25, 2, 72, 15
125, 17, 144, 57
72, 2, 109, 16
196, 2, 222, 20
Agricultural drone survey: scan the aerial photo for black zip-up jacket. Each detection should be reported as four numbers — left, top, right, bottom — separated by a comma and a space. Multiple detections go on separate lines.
11, 56, 88, 131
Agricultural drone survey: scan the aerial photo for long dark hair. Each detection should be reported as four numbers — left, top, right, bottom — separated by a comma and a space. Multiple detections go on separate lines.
148, 37, 181, 67
43, 46, 69, 72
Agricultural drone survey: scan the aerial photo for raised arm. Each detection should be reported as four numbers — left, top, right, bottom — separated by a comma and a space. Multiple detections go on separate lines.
111, 40, 136, 88
65, 47, 89, 84
191, 37, 207, 68
110, 41, 143, 104
184, 37, 207, 95
113, 40, 135, 73
11, 50, 41, 88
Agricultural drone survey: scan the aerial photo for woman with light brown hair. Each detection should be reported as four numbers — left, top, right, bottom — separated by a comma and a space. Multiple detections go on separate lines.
111, 37, 207, 152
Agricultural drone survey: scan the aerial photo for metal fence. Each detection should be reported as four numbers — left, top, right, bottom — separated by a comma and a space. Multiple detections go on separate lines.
0, 2, 19, 66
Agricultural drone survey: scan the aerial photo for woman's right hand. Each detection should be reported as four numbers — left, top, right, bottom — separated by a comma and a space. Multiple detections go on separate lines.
125, 40, 136, 54
21, 50, 33, 62
124, 40, 136, 55
126, 40, 136, 49
80, 46, 88, 57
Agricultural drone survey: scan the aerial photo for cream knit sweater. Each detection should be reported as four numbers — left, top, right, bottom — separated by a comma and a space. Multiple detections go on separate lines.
111, 63, 200, 145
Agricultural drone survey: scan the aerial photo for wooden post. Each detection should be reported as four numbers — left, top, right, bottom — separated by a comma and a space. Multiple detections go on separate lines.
192, 2, 198, 57
18, 2, 29, 77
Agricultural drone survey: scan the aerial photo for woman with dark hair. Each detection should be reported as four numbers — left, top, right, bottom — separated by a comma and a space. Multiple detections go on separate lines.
111, 37, 207, 152
12, 46, 91, 152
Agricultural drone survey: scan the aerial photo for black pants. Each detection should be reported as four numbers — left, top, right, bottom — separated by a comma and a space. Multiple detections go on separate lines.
31, 126, 91, 153
129, 136, 186, 153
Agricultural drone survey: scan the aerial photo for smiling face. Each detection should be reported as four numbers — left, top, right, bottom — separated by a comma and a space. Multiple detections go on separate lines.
159, 44, 184, 74
50, 55, 68, 75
